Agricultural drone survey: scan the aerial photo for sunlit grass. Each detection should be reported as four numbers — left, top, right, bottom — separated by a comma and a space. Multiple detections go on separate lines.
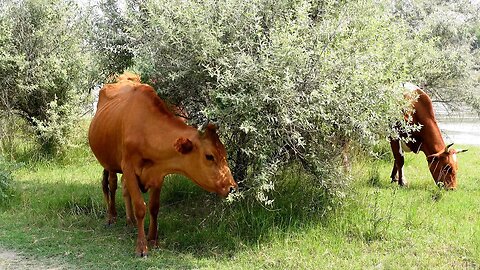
0, 144, 478, 269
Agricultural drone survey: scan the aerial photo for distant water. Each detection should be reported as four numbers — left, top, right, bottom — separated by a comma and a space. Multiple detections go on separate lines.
438, 118, 480, 145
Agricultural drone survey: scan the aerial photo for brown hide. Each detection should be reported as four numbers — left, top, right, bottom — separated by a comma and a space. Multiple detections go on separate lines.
390, 84, 466, 189
88, 73, 236, 256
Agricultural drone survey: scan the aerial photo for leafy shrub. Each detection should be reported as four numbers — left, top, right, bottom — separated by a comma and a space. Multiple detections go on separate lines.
86, 0, 134, 78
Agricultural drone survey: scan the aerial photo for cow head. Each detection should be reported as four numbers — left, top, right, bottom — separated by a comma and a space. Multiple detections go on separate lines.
427, 143, 467, 189
174, 122, 237, 197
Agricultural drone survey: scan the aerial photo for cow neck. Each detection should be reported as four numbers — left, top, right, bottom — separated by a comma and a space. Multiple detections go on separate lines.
419, 120, 446, 157
411, 89, 446, 157
149, 116, 198, 170
151, 114, 196, 145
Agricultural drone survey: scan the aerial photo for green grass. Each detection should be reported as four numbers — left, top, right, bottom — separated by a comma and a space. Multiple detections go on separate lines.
0, 143, 479, 269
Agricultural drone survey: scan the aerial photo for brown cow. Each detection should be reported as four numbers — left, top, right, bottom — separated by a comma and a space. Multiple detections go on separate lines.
88, 73, 237, 256
390, 83, 467, 189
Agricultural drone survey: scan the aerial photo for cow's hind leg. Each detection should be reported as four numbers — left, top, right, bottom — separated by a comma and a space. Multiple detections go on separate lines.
108, 171, 118, 224
390, 140, 407, 186
102, 169, 118, 225
390, 162, 398, 183
102, 170, 112, 224
102, 169, 110, 205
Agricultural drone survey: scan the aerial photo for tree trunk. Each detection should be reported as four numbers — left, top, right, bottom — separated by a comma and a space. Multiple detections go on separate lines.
232, 131, 249, 189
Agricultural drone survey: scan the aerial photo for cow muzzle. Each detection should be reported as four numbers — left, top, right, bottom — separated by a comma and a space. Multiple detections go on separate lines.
219, 184, 237, 197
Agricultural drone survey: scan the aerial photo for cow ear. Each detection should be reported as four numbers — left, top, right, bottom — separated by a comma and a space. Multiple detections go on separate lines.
174, 137, 193, 154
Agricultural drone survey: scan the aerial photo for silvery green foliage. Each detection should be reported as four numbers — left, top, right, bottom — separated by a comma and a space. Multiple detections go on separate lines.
391, 0, 480, 112
0, 0, 93, 155
32, 93, 82, 155
126, 0, 428, 204
86, 0, 134, 78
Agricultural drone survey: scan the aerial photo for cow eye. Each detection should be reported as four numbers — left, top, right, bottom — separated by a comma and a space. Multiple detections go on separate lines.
206, 154, 214, 161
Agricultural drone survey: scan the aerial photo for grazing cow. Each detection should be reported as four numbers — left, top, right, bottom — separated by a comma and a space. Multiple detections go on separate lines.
390, 83, 467, 189
88, 73, 237, 256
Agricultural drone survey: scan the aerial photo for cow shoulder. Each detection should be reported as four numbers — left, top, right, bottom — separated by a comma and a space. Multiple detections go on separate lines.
97, 84, 120, 109
413, 89, 436, 120
133, 84, 175, 117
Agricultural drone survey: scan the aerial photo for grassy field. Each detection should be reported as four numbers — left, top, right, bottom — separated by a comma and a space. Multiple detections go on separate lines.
0, 142, 479, 269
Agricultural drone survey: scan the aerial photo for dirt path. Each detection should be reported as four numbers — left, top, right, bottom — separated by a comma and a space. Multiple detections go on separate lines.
0, 248, 64, 270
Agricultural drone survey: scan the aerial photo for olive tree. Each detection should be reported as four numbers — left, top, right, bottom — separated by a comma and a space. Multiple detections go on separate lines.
86, 0, 134, 79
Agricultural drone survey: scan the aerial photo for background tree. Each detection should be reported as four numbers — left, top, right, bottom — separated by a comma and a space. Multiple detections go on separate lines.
86, 0, 134, 79
0, 0, 95, 155
392, 0, 480, 112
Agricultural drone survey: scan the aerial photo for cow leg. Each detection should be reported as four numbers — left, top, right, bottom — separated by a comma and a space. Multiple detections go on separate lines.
390, 141, 400, 183
121, 175, 136, 227
390, 140, 407, 186
123, 168, 148, 257
390, 164, 398, 183
147, 187, 161, 249
108, 172, 118, 224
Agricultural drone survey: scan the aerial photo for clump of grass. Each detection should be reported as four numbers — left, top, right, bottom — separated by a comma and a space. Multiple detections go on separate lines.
1, 144, 478, 269
430, 184, 445, 202
0, 155, 18, 206
363, 188, 395, 242
367, 163, 382, 187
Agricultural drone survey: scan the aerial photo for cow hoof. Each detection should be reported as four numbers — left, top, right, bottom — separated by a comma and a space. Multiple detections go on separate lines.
136, 252, 147, 258
390, 178, 398, 183
106, 217, 117, 226
398, 180, 408, 187
136, 248, 148, 258
126, 218, 136, 227
149, 239, 159, 249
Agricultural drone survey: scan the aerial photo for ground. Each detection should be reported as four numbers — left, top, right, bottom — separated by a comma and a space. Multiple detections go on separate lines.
0, 247, 65, 269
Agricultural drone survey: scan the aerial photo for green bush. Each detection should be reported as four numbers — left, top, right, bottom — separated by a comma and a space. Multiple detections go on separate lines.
1, 0, 475, 207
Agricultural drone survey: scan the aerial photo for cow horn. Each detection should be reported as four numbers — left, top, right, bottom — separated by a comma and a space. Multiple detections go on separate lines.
198, 119, 209, 133
445, 143, 454, 152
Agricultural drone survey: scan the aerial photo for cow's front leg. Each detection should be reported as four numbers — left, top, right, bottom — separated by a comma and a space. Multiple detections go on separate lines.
123, 169, 148, 257
390, 163, 398, 183
147, 187, 161, 248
